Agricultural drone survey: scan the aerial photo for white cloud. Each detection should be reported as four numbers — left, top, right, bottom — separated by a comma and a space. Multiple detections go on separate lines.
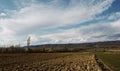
0, 0, 116, 46
37, 19, 120, 44
28, 34, 39, 43
1, 0, 114, 32
0, 13, 6, 16
108, 12, 120, 20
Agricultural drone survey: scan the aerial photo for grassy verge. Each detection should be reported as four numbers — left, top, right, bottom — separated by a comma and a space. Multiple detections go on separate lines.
96, 52, 120, 71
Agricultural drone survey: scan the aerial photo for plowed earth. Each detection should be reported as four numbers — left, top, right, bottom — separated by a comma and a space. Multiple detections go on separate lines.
0, 53, 102, 71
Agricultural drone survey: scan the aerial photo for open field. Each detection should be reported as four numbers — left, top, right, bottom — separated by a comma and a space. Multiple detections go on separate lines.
96, 52, 120, 71
0, 52, 120, 71
0, 53, 102, 71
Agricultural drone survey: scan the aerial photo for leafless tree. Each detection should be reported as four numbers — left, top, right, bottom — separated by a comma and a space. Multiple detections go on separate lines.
27, 36, 31, 48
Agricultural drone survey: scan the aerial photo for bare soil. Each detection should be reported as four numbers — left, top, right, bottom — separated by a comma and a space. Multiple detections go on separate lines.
0, 53, 102, 71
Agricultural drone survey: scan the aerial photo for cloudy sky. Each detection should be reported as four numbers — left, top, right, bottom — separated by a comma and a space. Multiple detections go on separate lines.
0, 0, 120, 46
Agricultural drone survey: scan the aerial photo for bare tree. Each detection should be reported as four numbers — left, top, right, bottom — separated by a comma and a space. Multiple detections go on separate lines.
27, 36, 31, 48
25, 36, 31, 52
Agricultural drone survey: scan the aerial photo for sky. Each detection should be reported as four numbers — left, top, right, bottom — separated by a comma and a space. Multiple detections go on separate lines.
0, 0, 120, 46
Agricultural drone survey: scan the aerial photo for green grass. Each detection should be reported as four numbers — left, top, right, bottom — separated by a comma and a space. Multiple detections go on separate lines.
96, 52, 120, 71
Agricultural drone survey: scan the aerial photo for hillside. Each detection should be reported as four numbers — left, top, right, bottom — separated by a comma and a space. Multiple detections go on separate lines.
28, 40, 120, 49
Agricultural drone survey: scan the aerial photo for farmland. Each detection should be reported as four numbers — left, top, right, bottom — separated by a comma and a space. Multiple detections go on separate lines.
96, 52, 120, 71
0, 40, 120, 71
0, 53, 102, 71
0, 51, 120, 71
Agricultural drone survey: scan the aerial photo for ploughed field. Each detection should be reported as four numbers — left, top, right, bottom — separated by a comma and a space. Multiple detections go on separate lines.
0, 53, 102, 71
